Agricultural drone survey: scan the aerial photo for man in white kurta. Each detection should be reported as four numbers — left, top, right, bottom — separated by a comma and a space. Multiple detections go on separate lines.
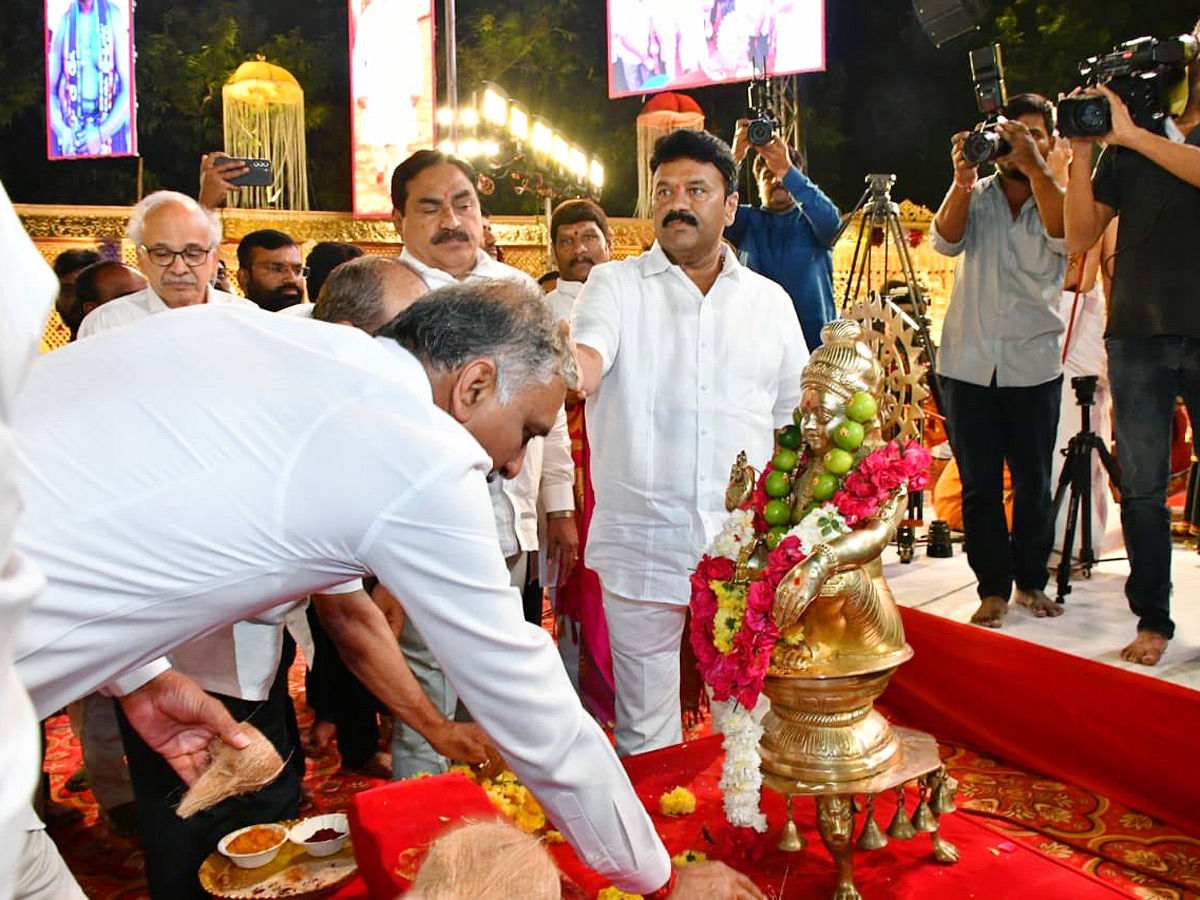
574, 129, 807, 756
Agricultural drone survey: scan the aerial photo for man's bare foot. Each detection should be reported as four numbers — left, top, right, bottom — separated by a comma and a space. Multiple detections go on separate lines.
1120, 631, 1168, 666
970, 595, 1008, 628
1015, 588, 1063, 618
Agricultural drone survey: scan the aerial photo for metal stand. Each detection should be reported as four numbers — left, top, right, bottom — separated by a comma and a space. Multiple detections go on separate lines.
834, 173, 939, 549
1049, 375, 1123, 603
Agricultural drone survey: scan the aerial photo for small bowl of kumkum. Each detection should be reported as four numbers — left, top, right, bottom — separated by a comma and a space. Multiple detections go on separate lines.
288, 812, 350, 858
217, 822, 289, 868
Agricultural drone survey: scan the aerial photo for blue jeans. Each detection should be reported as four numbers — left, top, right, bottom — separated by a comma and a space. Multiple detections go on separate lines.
1107, 336, 1200, 639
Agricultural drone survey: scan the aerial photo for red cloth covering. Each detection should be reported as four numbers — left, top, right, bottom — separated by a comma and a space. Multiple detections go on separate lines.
554, 404, 614, 725
337, 737, 1128, 898
885, 607, 1200, 838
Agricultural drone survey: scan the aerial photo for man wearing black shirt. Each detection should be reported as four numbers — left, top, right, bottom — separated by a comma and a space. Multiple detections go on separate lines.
1064, 22, 1200, 666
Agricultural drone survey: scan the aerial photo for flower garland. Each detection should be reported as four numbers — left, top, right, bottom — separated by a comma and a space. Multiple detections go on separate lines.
689, 434, 932, 832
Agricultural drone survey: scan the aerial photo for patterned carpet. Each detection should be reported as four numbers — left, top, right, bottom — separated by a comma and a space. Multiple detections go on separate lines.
42, 668, 1200, 899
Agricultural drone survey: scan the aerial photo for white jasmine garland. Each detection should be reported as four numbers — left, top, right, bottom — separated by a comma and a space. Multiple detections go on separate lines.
715, 704, 768, 832
788, 503, 850, 555
708, 508, 757, 561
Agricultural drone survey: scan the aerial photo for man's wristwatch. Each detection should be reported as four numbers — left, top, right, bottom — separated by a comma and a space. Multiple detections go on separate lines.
643, 868, 678, 900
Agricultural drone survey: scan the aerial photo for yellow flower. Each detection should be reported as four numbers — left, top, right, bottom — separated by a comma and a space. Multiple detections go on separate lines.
482, 770, 548, 834
672, 850, 708, 866
597, 889, 642, 900
544, 830, 565, 844
659, 786, 697, 816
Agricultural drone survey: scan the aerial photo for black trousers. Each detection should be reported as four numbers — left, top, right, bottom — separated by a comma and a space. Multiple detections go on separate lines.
304, 603, 382, 768
940, 373, 1062, 600
116, 645, 302, 900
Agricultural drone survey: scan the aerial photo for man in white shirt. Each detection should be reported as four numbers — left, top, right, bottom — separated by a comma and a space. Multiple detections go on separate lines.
77, 191, 252, 338
13, 283, 759, 900
573, 129, 807, 756
235, 229, 307, 311
388, 150, 580, 777
544, 199, 616, 716
72, 191, 304, 899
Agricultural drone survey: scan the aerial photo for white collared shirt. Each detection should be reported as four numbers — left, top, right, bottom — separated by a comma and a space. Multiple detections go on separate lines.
12, 305, 670, 894
399, 246, 540, 291
75, 280, 286, 700
573, 242, 807, 604
77, 284, 254, 338
545, 278, 584, 321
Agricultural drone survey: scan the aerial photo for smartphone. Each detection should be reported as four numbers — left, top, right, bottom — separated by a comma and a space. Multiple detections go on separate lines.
226, 158, 273, 187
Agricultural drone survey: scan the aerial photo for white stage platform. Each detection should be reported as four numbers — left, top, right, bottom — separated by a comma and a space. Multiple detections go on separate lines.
882, 536, 1200, 692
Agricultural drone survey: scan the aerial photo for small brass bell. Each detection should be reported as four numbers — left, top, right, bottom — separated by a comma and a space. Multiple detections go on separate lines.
912, 797, 938, 833
778, 795, 806, 853
886, 786, 917, 840
932, 772, 958, 815
857, 795, 888, 851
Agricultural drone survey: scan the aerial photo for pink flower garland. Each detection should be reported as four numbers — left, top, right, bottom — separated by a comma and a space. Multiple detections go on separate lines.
690, 441, 932, 708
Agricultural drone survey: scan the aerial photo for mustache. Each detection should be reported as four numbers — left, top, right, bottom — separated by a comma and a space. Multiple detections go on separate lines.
162, 274, 198, 285
432, 229, 472, 245
661, 210, 699, 228
568, 255, 596, 268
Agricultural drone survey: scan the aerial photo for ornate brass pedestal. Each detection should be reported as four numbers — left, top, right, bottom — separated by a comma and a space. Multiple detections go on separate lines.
760, 663, 960, 900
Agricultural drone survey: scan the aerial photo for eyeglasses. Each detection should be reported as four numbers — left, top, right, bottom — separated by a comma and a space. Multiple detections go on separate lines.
140, 244, 214, 267
253, 262, 309, 278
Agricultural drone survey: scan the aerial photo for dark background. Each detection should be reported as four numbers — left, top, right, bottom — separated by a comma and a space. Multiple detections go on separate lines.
2, 0, 1194, 216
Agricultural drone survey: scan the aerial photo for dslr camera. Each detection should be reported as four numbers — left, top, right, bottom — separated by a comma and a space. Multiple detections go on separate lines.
961, 44, 1011, 166
1058, 35, 1199, 138
746, 78, 780, 147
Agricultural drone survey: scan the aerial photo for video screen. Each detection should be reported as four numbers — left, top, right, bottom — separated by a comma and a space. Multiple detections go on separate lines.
45, 0, 138, 160
349, 0, 436, 217
607, 0, 825, 98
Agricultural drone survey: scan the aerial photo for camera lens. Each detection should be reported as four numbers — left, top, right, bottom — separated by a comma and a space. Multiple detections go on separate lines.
962, 131, 1000, 165
1058, 96, 1111, 138
747, 118, 775, 147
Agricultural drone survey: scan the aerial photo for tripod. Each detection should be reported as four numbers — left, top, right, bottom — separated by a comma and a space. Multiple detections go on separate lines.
1050, 375, 1122, 603
834, 174, 939, 544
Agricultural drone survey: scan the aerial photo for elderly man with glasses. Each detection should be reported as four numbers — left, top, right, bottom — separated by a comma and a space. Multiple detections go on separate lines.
78, 190, 252, 338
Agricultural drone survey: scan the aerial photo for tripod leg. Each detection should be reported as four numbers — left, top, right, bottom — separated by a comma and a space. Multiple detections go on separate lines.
1056, 448, 1085, 604
1079, 441, 1096, 570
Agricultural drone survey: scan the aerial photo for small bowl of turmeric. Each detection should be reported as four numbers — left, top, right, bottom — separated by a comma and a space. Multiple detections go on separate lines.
218, 822, 289, 868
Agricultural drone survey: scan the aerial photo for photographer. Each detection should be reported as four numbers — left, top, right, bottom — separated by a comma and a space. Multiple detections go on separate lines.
1063, 20, 1200, 667
931, 93, 1070, 630
728, 122, 841, 351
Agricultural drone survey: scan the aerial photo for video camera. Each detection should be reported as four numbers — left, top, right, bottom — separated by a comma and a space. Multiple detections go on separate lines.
746, 78, 780, 147
962, 44, 1011, 166
1058, 35, 1199, 138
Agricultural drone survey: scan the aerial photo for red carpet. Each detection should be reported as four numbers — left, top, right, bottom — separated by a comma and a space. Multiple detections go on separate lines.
45, 647, 1200, 898
885, 607, 1200, 837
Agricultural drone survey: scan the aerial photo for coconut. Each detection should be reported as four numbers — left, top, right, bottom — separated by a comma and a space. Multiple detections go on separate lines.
176, 723, 286, 819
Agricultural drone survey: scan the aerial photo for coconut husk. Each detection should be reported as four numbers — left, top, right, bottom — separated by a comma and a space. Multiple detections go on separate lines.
177, 723, 286, 819
408, 821, 561, 900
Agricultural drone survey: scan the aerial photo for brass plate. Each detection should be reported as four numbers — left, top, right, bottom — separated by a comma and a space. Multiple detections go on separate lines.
198, 820, 357, 899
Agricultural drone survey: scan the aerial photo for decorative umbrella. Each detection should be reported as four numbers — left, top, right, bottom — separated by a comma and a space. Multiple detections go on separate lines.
635, 92, 705, 219
222, 59, 309, 210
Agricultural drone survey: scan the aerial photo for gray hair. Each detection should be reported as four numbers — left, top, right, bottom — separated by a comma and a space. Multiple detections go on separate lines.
126, 190, 222, 248
378, 279, 578, 403
314, 256, 406, 333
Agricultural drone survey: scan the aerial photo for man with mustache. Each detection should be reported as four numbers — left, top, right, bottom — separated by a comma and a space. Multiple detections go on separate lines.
727, 127, 841, 352
236, 229, 307, 311
932, 92, 1069, 631
573, 129, 807, 756
388, 150, 578, 778
78, 191, 253, 338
